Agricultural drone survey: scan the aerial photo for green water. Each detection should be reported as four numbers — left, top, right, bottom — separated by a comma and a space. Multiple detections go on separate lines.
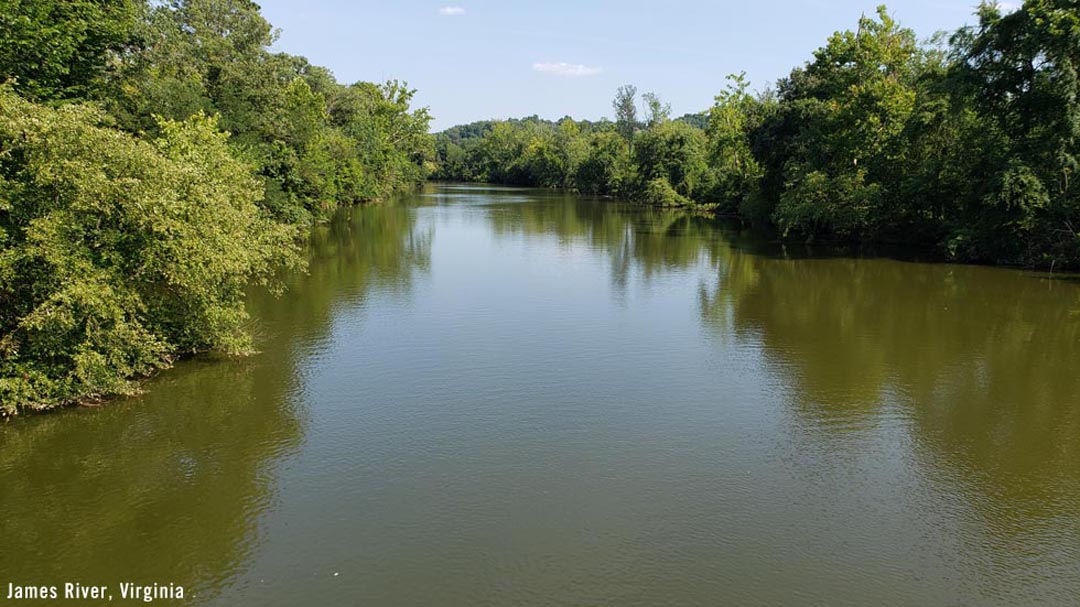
3, 184, 1080, 606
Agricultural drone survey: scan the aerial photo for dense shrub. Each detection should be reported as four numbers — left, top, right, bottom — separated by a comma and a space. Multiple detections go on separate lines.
0, 90, 302, 413
0, 0, 434, 413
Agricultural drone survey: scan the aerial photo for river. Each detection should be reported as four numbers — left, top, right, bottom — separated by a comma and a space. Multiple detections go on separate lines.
2, 183, 1079, 605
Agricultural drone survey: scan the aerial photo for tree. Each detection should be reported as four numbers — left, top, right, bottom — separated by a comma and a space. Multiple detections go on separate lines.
0, 0, 141, 101
770, 6, 921, 239
634, 121, 710, 204
0, 0, 435, 413
613, 84, 639, 142
0, 89, 301, 412
642, 92, 671, 128
946, 0, 1080, 264
707, 73, 767, 212
554, 118, 589, 188
576, 131, 631, 195
427, 2, 1080, 268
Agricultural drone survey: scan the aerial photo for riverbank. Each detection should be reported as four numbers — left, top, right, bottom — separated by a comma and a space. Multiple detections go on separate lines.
432, 4, 1079, 270
0, 0, 434, 416
0, 184, 414, 419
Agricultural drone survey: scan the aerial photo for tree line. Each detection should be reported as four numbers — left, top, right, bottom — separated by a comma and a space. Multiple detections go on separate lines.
433, 2, 1080, 268
0, 0, 433, 413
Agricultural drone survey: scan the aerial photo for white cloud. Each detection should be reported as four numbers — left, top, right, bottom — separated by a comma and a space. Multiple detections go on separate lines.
438, 6, 465, 15
532, 62, 602, 77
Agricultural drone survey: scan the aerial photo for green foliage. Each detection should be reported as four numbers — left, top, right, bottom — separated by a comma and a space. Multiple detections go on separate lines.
707, 74, 766, 212
641, 92, 671, 129
634, 120, 710, 200
946, 0, 1080, 263
0, 0, 433, 412
613, 84, 639, 142
575, 131, 631, 195
102, 0, 432, 222
432, 2, 1079, 267
0, 89, 302, 413
0, 0, 140, 101
769, 6, 920, 239
431, 97, 708, 206
643, 178, 694, 208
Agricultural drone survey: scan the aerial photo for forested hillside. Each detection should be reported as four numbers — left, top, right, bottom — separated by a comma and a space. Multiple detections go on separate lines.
433, 2, 1080, 268
0, 0, 433, 413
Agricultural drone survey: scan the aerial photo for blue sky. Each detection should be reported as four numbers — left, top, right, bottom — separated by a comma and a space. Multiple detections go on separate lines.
257, 1, 999, 131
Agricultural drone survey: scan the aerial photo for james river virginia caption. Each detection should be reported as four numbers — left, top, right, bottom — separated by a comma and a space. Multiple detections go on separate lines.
7, 582, 184, 602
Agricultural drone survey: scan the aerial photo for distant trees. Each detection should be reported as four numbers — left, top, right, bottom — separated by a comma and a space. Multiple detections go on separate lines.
641, 92, 671, 129
432, 1, 1080, 267
635, 120, 709, 204
613, 84, 638, 142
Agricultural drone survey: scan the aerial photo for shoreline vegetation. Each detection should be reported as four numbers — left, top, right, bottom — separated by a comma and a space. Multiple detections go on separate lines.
2, 0, 1077, 415
0, 0, 433, 414
433, 2, 1079, 269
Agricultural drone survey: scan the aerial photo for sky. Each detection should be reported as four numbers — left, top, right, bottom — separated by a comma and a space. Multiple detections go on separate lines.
256, 0, 1000, 131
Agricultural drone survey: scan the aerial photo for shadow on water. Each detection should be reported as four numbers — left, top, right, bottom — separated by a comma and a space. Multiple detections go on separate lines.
700, 247, 1080, 502
0, 200, 429, 602
446, 186, 1080, 506
451, 184, 1080, 599
699, 249, 1080, 599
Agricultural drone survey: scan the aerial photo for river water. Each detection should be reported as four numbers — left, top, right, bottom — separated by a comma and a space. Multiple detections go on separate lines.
3, 183, 1080, 605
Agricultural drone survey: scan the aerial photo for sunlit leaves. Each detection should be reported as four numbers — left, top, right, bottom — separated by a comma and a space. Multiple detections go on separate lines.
0, 90, 301, 413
